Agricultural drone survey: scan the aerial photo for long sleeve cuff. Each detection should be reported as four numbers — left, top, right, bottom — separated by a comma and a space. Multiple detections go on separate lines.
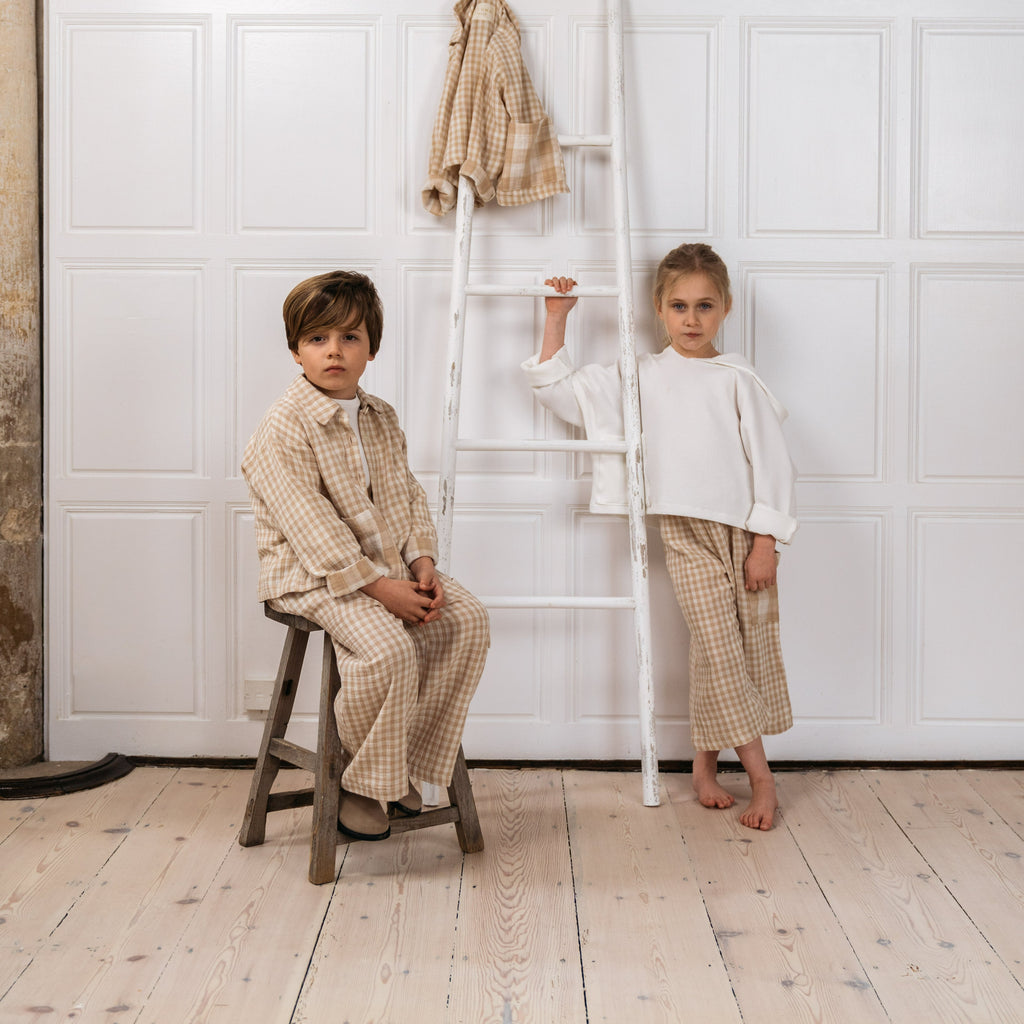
422, 173, 458, 217
746, 502, 798, 545
521, 347, 574, 385
326, 556, 385, 597
402, 534, 439, 567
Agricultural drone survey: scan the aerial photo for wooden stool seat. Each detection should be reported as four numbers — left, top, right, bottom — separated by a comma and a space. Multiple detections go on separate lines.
238, 603, 484, 884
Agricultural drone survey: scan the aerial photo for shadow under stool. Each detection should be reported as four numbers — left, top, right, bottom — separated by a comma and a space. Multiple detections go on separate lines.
238, 603, 485, 884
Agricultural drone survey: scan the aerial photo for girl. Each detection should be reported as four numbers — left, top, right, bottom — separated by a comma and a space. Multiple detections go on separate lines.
522, 243, 797, 830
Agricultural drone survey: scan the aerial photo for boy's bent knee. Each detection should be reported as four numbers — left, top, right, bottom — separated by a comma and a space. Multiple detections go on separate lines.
447, 591, 490, 643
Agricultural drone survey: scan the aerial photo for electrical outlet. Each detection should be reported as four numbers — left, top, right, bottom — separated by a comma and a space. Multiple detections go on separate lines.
244, 678, 275, 712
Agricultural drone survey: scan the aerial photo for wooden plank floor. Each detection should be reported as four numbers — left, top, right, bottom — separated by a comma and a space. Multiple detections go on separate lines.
1, 767, 1022, 1023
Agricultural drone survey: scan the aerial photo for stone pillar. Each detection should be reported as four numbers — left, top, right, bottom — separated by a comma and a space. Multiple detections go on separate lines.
0, 0, 43, 766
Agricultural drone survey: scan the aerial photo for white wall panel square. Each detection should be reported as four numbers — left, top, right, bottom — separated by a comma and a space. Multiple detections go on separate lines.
448, 508, 546, 721
916, 24, 1024, 236
745, 22, 889, 236
745, 266, 885, 480
401, 264, 543, 477
64, 265, 201, 474
230, 262, 382, 474
914, 269, 1024, 481
233, 20, 376, 231
63, 507, 204, 715
574, 513, 687, 723
402, 20, 454, 235
230, 508, 320, 720
914, 514, 1024, 722
576, 21, 716, 235
62, 20, 202, 230
779, 514, 884, 722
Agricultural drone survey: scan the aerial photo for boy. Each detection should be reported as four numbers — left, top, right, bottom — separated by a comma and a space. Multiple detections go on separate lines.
242, 271, 489, 841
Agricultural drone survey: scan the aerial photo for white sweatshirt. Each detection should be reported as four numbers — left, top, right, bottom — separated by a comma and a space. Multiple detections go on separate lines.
521, 345, 798, 544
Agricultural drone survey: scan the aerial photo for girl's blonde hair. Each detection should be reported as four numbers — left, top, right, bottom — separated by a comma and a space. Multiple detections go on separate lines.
652, 243, 732, 311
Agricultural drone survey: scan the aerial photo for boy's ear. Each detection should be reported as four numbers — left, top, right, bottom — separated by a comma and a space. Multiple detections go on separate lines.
291, 347, 303, 365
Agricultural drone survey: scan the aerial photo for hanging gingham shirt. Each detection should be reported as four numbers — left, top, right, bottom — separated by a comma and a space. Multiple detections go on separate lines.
242, 374, 438, 601
422, 0, 569, 215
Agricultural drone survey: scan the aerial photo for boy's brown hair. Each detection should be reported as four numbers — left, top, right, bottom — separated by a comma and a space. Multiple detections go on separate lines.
283, 270, 384, 355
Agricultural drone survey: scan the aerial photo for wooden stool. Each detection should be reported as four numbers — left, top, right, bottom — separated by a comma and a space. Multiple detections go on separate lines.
238, 604, 485, 884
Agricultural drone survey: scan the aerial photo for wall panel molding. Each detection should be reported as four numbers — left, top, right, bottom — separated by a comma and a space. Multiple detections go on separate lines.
783, 508, 889, 726
573, 17, 720, 237
58, 260, 205, 477
914, 20, 1024, 237
741, 263, 889, 482
743, 19, 892, 237
229, 16, 380, 233
57, 15, 208, 233
911, 264, 1024, 482
57, 503, 207, 719
911, 510, 1024, 725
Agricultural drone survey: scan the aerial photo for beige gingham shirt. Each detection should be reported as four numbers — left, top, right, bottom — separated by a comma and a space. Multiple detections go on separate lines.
242, 374, 438, 602
422, 0, 569, 216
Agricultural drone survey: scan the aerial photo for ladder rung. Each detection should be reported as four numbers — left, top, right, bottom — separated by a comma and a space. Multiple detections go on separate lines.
455, 438, 626, 454
557, 134, 613, 148
480, 596, 635, 610
464, 284, 619, 298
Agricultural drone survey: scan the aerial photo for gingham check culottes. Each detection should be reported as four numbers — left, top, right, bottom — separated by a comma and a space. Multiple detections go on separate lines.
270, 575, 489, 804
659, 516, 793, 752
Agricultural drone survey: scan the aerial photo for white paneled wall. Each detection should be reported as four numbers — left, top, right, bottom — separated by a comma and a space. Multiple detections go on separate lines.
46, 0, 1024, 762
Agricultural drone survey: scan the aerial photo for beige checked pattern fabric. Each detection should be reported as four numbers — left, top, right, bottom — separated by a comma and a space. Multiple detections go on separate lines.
242, 375, 438, 602
660, 516, 793, 752
271, 576, 489, 803
422, 0, 568, 216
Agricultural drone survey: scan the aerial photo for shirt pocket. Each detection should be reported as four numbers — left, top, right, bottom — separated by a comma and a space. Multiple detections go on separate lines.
500, 118, 558, 194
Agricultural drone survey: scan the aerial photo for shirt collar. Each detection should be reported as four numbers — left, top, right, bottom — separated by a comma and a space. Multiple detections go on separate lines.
288, 374, 387, 425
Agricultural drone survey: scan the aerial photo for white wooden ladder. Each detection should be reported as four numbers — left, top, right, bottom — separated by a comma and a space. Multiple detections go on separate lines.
434, 0, 658, 807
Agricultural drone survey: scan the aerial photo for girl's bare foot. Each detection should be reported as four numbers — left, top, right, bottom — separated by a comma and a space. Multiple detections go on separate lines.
692, 750, 736, 809
739, 774, 778, 830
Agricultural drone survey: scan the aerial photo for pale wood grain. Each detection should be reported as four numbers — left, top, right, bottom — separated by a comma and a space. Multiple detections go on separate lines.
293, 825, 464, 1024
963, 770, 1024, 840
0, 767, 171, 997
567, 770, 741, 1024
866, 770, 1024, 986
0, 799, 38, 845
664, 772, 889, 1024
784, 771, 1023, 1023
5, 768, 1024, 1024
137, 799, 333, 1024
2, 769, 246, 1020
448, 769, 585, 1024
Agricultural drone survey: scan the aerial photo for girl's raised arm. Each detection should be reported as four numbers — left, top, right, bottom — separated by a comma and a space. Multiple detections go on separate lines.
540, 276, 578, 362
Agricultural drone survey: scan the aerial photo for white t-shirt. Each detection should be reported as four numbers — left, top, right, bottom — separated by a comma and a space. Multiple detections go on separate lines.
335, 396, 370, 492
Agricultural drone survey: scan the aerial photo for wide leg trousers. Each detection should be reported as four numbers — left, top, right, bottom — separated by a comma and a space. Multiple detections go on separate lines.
271, 575, 489, 803
659, 516, 792, 752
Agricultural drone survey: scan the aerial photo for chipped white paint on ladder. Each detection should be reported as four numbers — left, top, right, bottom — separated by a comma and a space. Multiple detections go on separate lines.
434, 0, 659, 807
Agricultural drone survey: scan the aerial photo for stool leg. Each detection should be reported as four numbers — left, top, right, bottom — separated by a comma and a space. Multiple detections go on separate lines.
240, 627, 310, 847
309, 633, 343, 884
448, 746, 484, 854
